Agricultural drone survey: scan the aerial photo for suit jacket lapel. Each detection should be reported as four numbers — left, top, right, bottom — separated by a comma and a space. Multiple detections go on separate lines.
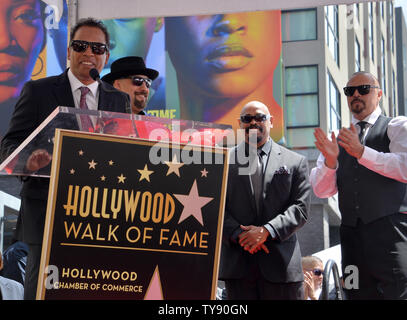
52, 69, 75, 108
263, 140, 281, 192
98, 87, 108, 111
99, 86, 117, 111
52, 69, 114, 112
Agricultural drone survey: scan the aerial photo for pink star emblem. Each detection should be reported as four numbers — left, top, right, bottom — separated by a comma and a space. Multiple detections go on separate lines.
173, 180, 213, 226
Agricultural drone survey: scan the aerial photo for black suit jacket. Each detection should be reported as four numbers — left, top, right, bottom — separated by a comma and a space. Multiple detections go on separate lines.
0, 69, 128, 244
219, 140, 311, 283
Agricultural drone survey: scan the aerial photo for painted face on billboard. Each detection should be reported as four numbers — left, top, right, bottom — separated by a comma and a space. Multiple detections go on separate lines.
103, 18, 163, 69
48, 0, 68, 71
165, 11, 281, 98
0, 0, 44, 104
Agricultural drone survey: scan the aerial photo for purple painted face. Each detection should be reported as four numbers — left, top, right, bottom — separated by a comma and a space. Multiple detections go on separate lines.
0, 0, 44, 103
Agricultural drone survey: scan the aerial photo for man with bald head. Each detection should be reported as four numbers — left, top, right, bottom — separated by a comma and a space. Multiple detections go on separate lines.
310, 71, 407, 299
219, 101, 311, 300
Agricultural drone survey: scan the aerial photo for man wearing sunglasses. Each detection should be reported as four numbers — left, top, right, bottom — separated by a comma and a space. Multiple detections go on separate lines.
0, 17, 128, 300
310, 71, 407, 300
102, 56, 158, 115
219, 101, 311, 300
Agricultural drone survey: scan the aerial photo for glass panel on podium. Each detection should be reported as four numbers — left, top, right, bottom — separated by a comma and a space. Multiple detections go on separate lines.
0, 106, 232, 178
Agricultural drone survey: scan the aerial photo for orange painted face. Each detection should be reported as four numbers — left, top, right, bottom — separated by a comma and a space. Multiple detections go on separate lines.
0, 0, 44, 103
166, 11, 281, 98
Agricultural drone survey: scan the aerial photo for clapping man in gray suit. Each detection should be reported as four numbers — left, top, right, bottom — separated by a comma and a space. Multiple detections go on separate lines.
219, 100, 311, 299
0, 17, 128, 299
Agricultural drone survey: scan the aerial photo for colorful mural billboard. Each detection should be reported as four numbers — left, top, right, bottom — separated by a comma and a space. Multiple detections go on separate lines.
0, 5, 283, 143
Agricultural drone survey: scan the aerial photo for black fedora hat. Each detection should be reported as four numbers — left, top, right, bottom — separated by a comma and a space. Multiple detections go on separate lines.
101, 56, 159, 84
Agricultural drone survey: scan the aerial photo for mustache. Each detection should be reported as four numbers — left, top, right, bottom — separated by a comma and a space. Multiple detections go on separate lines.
351, 97, 365, 106
134, 91, 148, 97
0, 45, 27, 58
245, 124, 263, 134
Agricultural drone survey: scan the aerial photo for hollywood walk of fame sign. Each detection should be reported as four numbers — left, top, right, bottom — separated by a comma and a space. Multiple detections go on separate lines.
37, 129, 229, 300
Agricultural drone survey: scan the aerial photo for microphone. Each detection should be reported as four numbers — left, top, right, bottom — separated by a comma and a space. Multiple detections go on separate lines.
90, 68, 100, 82
89, 68, 131, 114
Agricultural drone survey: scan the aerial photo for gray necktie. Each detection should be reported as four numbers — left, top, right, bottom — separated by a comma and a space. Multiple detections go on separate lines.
251, 150, 264, 213
357, 121, 368, 144
79, 87, 93, 132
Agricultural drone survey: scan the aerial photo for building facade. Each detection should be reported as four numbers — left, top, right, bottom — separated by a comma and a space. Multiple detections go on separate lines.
396, 6, 407, 116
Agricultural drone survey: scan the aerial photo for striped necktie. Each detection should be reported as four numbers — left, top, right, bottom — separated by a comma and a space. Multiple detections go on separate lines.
357, 121, 368, 144
79, 86, 94, 132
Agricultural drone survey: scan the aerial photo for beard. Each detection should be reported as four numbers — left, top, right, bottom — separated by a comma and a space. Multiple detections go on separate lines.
133, 93, 148, 109
245, 124, 264, 143
350, 98, 366, 114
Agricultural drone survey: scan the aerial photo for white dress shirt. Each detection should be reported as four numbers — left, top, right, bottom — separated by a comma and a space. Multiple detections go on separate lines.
0, 276, 24, 300
310, 107, 407, 199
67, 69, 99, 127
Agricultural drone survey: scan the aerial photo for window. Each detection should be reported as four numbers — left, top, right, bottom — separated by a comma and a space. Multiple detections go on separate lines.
390, 2, 394, 53
285, 66, 319, 128
325, 5, 339, 65
327, 72, 341, 132
354, 3, 360, 23
380, 2, 385, 20
368, 3, 375, 62
381, 36, 386, 95
282, 9, 317, 41
355, 37, 361, 72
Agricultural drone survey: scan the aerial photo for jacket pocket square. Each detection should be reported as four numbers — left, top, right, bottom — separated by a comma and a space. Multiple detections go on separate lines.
275, 166, 290, 175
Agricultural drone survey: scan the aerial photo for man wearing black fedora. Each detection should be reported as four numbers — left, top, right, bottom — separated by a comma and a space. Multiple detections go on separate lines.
102, 56, 159, 115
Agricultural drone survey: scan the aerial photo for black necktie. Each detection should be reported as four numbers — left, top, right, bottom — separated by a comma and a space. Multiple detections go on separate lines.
357, 121, 368, 144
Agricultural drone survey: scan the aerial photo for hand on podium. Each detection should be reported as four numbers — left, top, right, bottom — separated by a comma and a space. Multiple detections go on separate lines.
25, 149, 52, 173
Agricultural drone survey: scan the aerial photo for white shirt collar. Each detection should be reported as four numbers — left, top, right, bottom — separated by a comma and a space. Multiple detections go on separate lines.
67, 68, 99, 97
351, 106, 382, 126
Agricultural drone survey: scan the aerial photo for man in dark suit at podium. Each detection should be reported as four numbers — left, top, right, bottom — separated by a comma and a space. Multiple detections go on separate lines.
219, 101, 311, 299
0, 17, 128, 299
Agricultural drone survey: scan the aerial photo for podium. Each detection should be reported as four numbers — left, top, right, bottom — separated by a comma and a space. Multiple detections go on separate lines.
0, 107, 232, 178
0, 107, 232, 300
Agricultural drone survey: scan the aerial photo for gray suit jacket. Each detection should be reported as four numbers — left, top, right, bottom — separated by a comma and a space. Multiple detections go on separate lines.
219, 140, 311, 283
0, 276, 24, 300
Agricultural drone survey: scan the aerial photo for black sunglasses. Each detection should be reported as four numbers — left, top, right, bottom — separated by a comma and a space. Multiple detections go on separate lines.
313, 269, 324, 276
343, 85, 380, 97
240, 114, 270, 124
125, 76, 152, 89
70, 40, 108, 55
